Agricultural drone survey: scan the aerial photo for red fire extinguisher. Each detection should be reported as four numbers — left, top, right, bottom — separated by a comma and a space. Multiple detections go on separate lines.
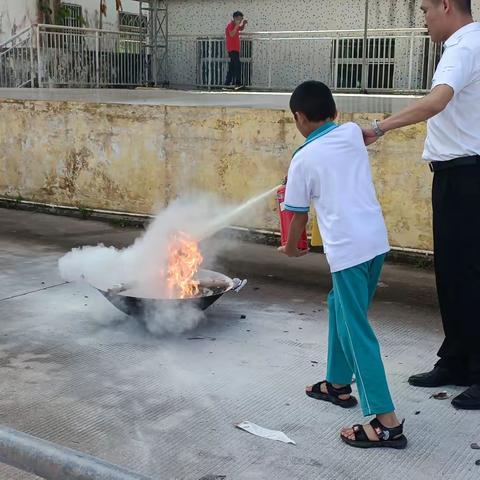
277, 179, 308, 250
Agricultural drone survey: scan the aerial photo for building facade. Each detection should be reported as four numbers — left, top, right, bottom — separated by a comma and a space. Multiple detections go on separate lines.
163, 0, 478, 91
167, 0, 479, 34
1, 1, 479, 92
0, 1, 141, 43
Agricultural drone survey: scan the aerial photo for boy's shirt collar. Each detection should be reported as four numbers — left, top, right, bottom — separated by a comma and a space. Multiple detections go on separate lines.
306, 121, 337, 142
293, 121, 338, 157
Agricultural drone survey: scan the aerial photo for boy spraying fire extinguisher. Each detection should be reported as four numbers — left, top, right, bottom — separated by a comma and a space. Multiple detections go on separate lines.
277, 178, 308, 252
278, 81, 407, 450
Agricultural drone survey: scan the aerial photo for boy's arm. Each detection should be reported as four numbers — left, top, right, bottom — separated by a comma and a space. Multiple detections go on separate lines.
279, 213, 309, 257
279, 157, 310, 257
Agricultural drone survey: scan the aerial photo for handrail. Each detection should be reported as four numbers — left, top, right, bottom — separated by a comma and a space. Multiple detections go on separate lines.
36, 23, 143, 37
191, 33, 430, 42
0, 25, 33, 49
169, 27, 429, 39
247, 27, 428, 35
2, 25, 429, 45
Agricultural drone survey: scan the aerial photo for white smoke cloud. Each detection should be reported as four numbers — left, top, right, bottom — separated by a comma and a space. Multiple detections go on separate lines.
59, 195, 229, 291
58, 192, 270, 336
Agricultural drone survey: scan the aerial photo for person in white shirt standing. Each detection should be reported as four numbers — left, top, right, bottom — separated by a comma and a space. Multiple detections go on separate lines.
280, 81, 407, 449
362, 0, 480, 410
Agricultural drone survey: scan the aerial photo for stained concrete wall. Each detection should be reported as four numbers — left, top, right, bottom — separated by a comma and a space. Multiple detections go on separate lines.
0, 99, 432, 251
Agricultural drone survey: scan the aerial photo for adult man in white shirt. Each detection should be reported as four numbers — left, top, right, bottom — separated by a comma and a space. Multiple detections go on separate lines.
363, 0, 480, 410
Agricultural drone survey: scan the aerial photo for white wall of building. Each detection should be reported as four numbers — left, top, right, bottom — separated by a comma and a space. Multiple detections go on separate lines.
0, 0, 37, 42
3, 0, 479, 43
166, 0, 478, 90
168, 0, 480, 35
0, 0, 141, 43
2, 0, 479, 90
72, 0, 141, 30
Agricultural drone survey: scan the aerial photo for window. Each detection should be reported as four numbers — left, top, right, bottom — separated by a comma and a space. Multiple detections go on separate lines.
60, 3, 83, 28
333, 37, 395, 90
118, 12, 146, 54
119, 12, 147, 35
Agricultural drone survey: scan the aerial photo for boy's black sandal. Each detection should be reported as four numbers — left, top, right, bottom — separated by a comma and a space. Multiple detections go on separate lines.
306, 381, 358, 408
341, 418, 407, 449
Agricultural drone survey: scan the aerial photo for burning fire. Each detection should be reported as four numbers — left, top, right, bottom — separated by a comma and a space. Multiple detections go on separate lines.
166, 231, 203, 299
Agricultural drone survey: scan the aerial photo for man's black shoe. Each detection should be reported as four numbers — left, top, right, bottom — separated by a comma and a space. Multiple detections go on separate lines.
408, 367, 471, 387
452, 384, 480, 410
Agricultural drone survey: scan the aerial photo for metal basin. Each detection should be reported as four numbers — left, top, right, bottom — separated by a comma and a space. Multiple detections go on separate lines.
93, 269, 247, 318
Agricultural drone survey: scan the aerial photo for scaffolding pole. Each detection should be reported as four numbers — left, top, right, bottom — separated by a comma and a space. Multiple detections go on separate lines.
139, 0, 168, 86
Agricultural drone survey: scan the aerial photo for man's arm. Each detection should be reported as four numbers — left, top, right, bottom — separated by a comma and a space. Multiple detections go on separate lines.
228, 23, 241, 37
279, 213, 309, 257
363, 84, 454, 145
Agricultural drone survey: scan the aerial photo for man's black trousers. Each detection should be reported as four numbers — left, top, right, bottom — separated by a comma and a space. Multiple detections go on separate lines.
225, 51, 241, 86
432, 162, 480, 384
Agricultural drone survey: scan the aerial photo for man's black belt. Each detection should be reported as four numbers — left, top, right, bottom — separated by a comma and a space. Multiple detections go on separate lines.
429, 155, 480, 172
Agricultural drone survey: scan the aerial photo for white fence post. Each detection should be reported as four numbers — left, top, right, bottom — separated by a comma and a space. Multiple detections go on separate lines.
267, 34, 272, 89
407, 30, 415, 91
95, 31, 100, 87
361, 0, 369, 92
333, 38, 339, 89
207, 37, 212, 90
29, 26, 35, 87
36, 25, 42, 88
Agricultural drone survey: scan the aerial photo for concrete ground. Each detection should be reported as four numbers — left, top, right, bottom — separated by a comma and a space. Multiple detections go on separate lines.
0, 88, 419, 114
1, 208, 479, 480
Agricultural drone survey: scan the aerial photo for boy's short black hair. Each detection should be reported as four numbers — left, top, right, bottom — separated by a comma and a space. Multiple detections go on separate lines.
233, 11, 244, 18
290, 81, 336, 122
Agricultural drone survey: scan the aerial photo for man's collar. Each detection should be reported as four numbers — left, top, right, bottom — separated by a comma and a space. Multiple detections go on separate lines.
445, 22, 480, 48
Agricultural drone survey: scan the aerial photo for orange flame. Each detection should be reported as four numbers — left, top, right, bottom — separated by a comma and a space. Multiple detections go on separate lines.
166, 232, 203, 299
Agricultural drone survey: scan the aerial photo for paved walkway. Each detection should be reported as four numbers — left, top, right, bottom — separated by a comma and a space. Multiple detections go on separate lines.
0, 209, 478, 480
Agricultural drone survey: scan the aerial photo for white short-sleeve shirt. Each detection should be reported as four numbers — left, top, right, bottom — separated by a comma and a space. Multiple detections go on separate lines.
423, 22, 480, 162
285, 122, 390, 273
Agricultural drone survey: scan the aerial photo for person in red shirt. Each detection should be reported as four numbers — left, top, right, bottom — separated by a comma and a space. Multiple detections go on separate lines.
225, 11, 248, 89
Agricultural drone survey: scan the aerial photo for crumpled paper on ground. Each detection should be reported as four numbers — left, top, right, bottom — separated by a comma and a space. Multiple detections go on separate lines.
235, 421, 296, 445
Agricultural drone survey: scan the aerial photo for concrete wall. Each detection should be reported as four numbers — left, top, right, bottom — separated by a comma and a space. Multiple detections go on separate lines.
0, 99, 432, 251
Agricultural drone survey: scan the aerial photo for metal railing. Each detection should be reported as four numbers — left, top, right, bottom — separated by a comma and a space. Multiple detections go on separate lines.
1, 25, 441, 93
0, 26, 35, 87
0, 24, 148, 88
169, 28, 442, 94
35, 24, 147, 88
